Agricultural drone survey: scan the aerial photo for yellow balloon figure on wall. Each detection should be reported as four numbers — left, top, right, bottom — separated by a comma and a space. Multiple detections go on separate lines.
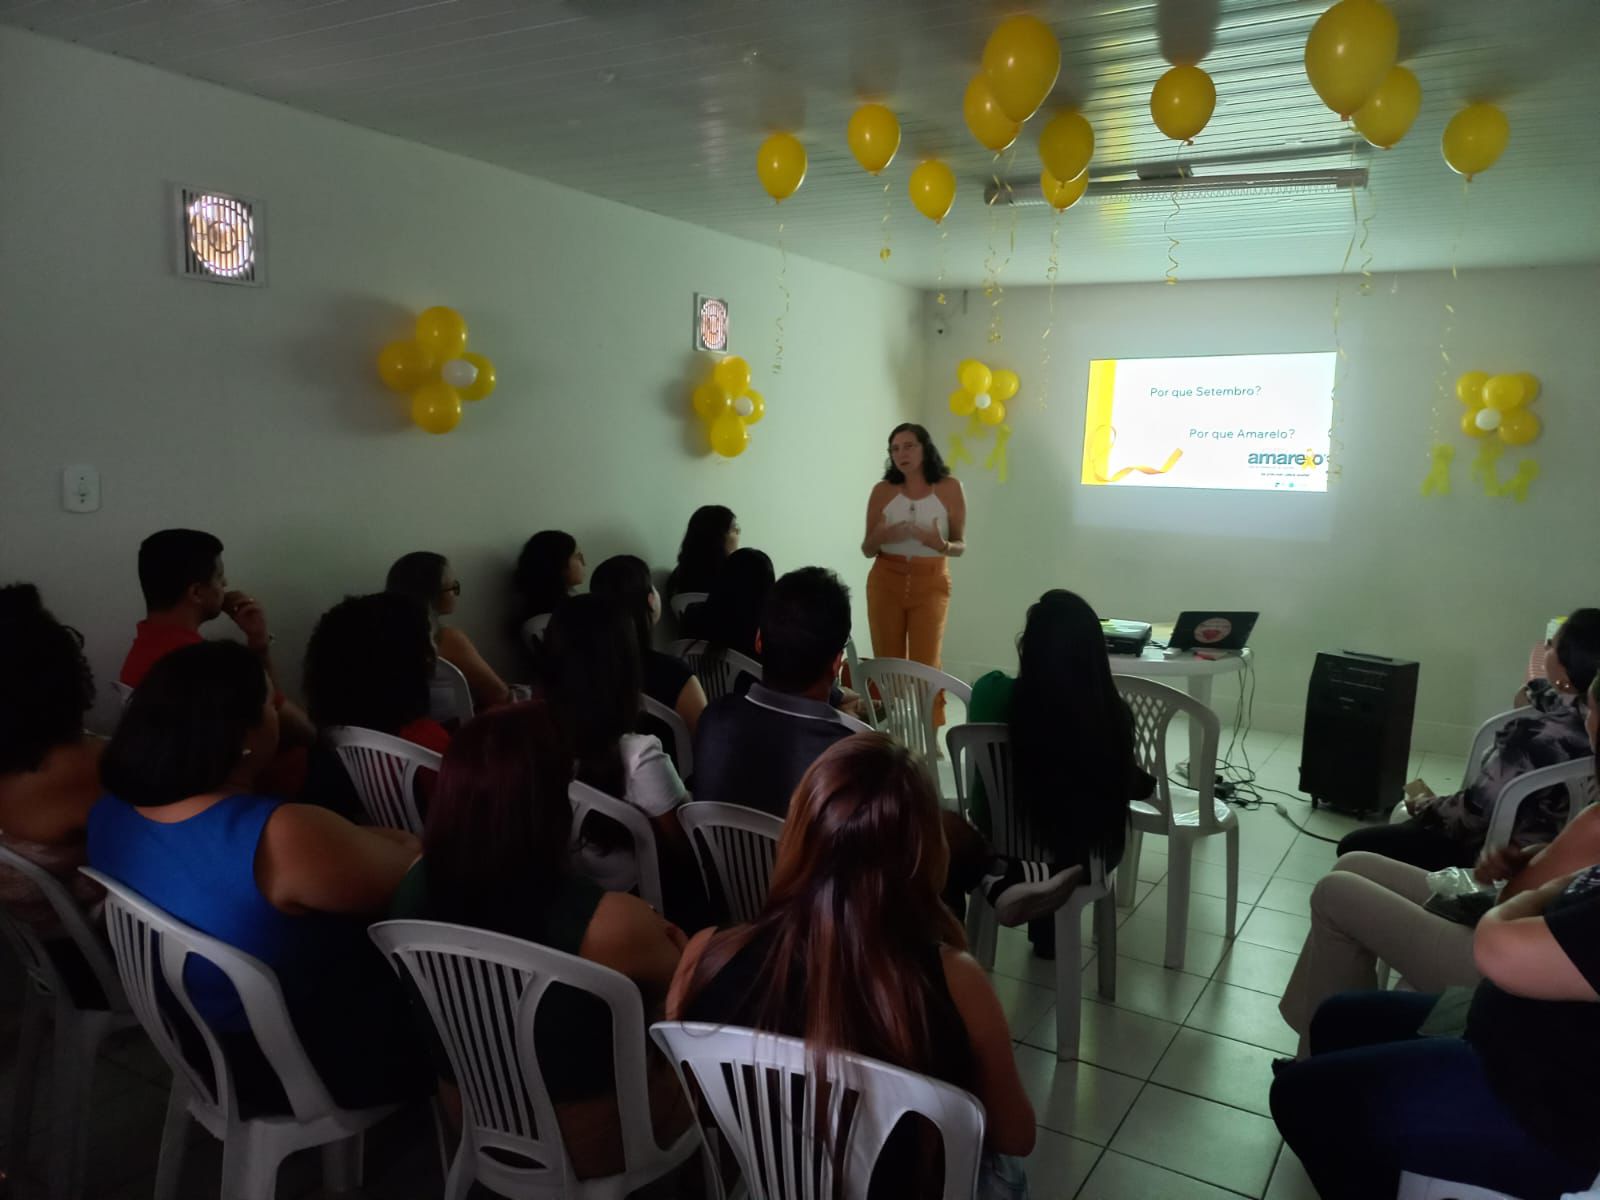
1453, 369, 1542, 500
946, 359, 1020, 482
375, 306, 497, 435
691, 355, 765, 459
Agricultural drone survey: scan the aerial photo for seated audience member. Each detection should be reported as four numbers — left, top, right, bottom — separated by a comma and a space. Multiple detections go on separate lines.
88, 641, 428, 1110
391, 702, 689, 1177
589, 554, 707, 736
679, 546, 773, 660
513, 530, 584, 650
0, 585, 106, 974
304, 593, 451, 753
385, 551, 511, 710
121, 528, 314, 747
668, 734, 1036, 1198
1280, 672, 1600, 1056
1271, 862, 1600, 1196
966, 590, 1153, 956
692, 567, 868, 818
1338, 608, 1600, 870
539, 595, 694, 914
666, 504, 739, 602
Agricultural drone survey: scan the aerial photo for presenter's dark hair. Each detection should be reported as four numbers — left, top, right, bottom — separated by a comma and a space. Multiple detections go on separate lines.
882, 424, 949, 485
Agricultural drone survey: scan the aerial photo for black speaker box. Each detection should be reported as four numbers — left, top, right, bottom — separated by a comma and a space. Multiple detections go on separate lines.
1300, 651, 1419, 817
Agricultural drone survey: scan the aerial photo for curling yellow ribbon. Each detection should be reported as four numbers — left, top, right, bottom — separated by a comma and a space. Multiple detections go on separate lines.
1500, 460, 1539, 503
984, 424, 1013, 483
1471, 440, 1503, 492
1419, 443, 1454, 496
1086, 424, 1183, 483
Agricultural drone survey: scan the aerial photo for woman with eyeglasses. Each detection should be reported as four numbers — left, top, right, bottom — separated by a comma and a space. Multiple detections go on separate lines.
385, 551, 511, 710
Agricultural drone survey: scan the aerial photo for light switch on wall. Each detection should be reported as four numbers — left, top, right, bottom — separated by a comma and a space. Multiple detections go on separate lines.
62, 465, 100, 513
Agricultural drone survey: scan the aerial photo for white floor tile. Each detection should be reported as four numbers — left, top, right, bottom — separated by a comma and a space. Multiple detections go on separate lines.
1020, 997, 1180, 1078
1150, 1027, 1279, 1116
1133, 885, 1240, 936
1265, 1145, 1321, 1200
1078, 1150, 1246, 1200
1020, 1127, 1101, 1199
1272, 852, 1334, 885
1212, 941, 1300, 997
1236, 908, 1311, 955
1011, 1045, 1144, 1146
991, 925, 1089, 987
1257, 877, 1315, 916
990, 973, 1057, 1041
1288, 832, 1340, 865
1081, 955, 1209, 1024
1135, 850, 1168, 885
1113, 912, 1230, 976
1189, 860, 1269, 905
1299, 807, 1367, 840
1183, 978, 1299, 1057
1109, 1085, 1281, 1196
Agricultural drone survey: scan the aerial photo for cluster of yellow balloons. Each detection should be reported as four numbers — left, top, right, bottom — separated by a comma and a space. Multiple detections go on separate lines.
948, 359, 1019, 426
1457, 371, 1541, 445
375, 307, 497, 435
691, 356, 765, 459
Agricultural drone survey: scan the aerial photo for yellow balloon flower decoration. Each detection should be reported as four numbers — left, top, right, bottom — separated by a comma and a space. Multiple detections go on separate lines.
692, 355, 765, 459
1453, 368, 1542, 500
946, 359, 1021, 482
375, 306, 497, 435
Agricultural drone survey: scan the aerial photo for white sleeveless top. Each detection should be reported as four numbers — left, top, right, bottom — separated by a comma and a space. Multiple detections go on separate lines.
880, 490, 948, 558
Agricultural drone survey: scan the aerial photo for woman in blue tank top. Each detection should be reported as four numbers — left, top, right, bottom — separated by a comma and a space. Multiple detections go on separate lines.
88, 640, 429, 1111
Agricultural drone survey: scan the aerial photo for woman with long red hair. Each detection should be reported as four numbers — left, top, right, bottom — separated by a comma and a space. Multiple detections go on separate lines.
666, 733, 1034, 1197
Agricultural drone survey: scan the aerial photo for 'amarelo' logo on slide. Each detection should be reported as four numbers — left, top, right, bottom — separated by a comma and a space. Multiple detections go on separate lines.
1247, 449, 1328, 470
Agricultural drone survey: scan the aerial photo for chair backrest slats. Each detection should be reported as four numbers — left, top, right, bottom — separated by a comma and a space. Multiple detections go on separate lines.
1113, 675, 1222, 833
429, 658, 475, 726
670, 639, 763, 703
857, 658, 972, 769
568, 780, 665, 912
640, 694, 694, 779
327, 726, 439, 835
678, 803, 783, 925
0, 845, 125, 1010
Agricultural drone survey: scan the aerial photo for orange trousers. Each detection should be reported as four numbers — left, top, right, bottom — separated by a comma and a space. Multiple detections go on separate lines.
866, 555, 951, 724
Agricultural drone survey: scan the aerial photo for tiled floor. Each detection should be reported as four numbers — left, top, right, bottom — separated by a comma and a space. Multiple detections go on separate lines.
0, 728, 1467, 1199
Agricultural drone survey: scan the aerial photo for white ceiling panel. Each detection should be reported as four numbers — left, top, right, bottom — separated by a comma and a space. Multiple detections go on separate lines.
5, 0, 1596, 284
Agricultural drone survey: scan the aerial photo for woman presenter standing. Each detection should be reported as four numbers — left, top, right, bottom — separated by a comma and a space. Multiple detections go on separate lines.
861, 423, 967, 723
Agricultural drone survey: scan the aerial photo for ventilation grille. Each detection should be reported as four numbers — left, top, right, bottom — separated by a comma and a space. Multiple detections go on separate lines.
175, 186, 260, 285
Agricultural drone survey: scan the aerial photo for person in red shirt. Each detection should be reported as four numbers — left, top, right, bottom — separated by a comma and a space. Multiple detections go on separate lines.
121, 529, 315, 751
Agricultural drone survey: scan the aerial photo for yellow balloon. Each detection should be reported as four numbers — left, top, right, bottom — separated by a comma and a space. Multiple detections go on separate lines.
742, 389, 766, 425
1037, 111, 1095, 186
1455, 370, 1488, 407
1460, 409, 1489, 439
692, 382, 730, 420
1353, 65, 1421, 149
756, 132, 807, 202
963, 74, 1021, 153
1040, 167, 1088, 212
990, 369, 1020, 403
1304, 0, 1399, 118
979, 399, 1007, 427
958, 360, 992, 396
458, 352, 496, 402
1442, 103, 1510, 179
709, 411, 750, 458
1516, 373, 1541, 403
949, 388, 977, 417
415, 307, 468, 360
1150, 65, 1217, 143
1482, 374, 1528, 412
982, 14, 1061, 123
908, 160, 956, 224
377, 340, 434, 393
1498, 409, 1541, 446
846, 104, 900, 175
713, 355, 752, 396
411, 381, 462, 435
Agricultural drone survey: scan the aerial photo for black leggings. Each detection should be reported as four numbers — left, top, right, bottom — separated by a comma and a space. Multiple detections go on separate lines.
1336, 815, 1476, 872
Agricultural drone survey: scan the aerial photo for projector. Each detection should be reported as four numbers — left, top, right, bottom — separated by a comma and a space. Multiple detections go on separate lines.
1102, 619, 1153, 656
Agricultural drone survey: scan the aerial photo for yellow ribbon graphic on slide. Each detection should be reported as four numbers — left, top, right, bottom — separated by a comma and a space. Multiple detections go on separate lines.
1086, 424, 1183, 483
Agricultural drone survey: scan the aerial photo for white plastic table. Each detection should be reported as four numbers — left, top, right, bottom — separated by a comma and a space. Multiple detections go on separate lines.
1110, 647, 1251, 771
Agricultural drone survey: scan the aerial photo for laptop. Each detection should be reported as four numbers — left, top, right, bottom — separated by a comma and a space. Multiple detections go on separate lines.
1102, 619, 1153, 656
1170, 611, 1259, 652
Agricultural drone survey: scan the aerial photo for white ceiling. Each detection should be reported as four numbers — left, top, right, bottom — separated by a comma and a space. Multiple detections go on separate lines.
6, 0, 1598, 285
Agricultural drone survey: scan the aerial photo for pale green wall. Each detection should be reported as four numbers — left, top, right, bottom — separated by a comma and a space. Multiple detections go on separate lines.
0, 28, 923, 728
923, 267, 1600, 752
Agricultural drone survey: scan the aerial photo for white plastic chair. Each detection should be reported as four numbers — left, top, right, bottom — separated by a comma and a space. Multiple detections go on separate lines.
671, 639, 763, 702
1397, 1168, 1600, 1198
1483, 758, 1598, 852
1113, 676, 1234, 970
652, 1022, 986, 1200
0, 848, 134, 1200
947, 724, 1117, 1062
843, 638, 875, 729
641, 694, 694, 780
669, 591, 709, 620
521, 612, 552, 653
429, 657, 475, 726
857, 658, 972, 770
569, 780, 665, 913
326, 725, 441, 835
677, 802, 783, 925
110, 680, 135, 706
370, 920, 701, 1200
82, 868, 395, 1200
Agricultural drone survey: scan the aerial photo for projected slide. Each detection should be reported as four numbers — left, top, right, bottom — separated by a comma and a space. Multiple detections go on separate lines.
1081, 352, 1336, 493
